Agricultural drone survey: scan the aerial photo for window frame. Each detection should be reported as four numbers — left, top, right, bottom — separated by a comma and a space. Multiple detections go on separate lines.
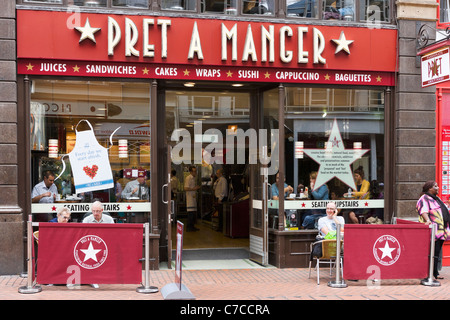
16, 0, 394, 23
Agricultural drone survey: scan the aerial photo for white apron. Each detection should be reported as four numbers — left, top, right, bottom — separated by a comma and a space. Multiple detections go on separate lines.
68, 120, 114, 194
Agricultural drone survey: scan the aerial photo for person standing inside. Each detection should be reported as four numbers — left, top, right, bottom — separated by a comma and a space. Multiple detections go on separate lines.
416, 181, 450, 280
213, 168, 228, 204
184, 166, 200, 231
213, 168, 228, 231
32, 170, 58, 203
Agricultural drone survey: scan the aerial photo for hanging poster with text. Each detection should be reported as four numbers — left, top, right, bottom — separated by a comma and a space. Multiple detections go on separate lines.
68, 120, 114, 194
303, 119, 369, 191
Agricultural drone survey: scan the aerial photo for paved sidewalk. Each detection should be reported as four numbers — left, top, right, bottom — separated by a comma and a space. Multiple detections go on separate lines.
1, 266, 449, 301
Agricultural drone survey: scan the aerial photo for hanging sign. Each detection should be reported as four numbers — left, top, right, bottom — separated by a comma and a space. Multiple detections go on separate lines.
421, 47, 450, 87
69, 120, 115, 193
302, 118, 369, 191
55, 120, 119, 194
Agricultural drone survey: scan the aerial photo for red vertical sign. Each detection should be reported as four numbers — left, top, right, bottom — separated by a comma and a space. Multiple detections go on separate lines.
175, 221, 184, 290
440, 126, 450, 202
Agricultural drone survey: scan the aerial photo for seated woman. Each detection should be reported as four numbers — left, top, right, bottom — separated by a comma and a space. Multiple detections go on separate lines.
345, 166, 370, 223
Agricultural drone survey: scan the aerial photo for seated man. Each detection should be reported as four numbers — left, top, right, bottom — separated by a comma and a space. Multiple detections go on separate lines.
317, 202, 345, 238
82, 201, 114, 224
31, 170, 58, 203
122, 170, 150, 200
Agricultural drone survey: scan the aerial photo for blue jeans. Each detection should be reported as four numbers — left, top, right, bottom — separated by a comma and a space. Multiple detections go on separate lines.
302, 214, 326, 229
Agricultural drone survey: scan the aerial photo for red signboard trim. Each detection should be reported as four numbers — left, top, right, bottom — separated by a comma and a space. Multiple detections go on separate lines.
18, 58, 395, 86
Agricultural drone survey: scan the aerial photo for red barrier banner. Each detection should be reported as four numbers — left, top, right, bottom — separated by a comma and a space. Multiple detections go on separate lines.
343, 225, 431, 280
37, 223, 143, 284
395, 219, 421, 225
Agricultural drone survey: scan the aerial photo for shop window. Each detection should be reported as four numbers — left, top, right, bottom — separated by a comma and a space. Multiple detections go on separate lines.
203, 0, 238, 14
161, 0, 197, 11
287, 0, 318, 18
265, 86, 385, 228
359, 0, 390, 23
71, 0, 107, 6
322, 0, 355, 20
23, 0, 63, 3
112, 0, 148, 7
30, 80, 151, 223
242, 0, 275, 15
440, 0, 450, 24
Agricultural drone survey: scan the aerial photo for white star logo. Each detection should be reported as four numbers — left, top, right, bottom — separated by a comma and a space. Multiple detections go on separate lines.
378, 241, 396, 260
303, 119, 368, 190
75, 18, 101, 43
80, 241, 101, 262
331, 31, 354, 54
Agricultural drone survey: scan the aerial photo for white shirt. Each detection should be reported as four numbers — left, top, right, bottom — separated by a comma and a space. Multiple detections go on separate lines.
213, 176, 228, 201
31, 180, 58, 203
317, 216, 345, 237
184, 174, 197, 211
82, 213, 115, 224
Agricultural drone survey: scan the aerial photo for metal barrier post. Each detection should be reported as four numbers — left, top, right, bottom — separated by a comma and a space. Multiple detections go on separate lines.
328, 223, 347, 288
136, 222, 158, 293
18, 216, 42, 294
421, 224, 440, 286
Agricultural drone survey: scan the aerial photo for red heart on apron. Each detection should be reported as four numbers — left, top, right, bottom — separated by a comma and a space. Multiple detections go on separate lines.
83, 165, 98, 179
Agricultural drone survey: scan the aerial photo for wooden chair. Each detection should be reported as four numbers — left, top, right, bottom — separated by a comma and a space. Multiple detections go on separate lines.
308, 239, 343, 285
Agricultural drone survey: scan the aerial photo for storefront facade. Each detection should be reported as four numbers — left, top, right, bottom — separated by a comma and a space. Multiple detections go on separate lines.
0, 0, 439, 274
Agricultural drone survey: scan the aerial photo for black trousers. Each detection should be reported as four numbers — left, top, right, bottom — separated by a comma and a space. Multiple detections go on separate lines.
433, 239, 444, 278
187, 210, 197, 230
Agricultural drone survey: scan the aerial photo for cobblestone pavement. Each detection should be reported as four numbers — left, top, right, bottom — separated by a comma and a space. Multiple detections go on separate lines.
1, 266, 449, 301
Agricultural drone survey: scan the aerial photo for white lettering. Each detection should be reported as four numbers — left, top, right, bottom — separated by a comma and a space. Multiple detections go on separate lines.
261, 25, 274, 63
280, 26, 293, 63
222, 23, 238, 61
242, 24, 257, 62
143, 18, 155, 58
125, 17, 139, 57
108, 17, 121, 56
188, 22, 204, 60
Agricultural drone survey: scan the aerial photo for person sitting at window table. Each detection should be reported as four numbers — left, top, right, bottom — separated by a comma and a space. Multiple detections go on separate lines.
301, 171, 329, 229
416, 181, 450, 280
49, 207, 71, 223
122, 170, 149, 200
82, 201, 114, 224
31, 170, 58, 203
271, 173, 294, 200
244, 0, 269, 14
344, 166, 370, 223
317, 201, 344, 238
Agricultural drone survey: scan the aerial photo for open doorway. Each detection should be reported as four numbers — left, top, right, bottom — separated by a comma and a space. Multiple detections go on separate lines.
165, 83, 253, 261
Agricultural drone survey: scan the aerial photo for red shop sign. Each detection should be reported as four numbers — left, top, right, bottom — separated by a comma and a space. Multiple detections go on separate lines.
17, 9, 397, 73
